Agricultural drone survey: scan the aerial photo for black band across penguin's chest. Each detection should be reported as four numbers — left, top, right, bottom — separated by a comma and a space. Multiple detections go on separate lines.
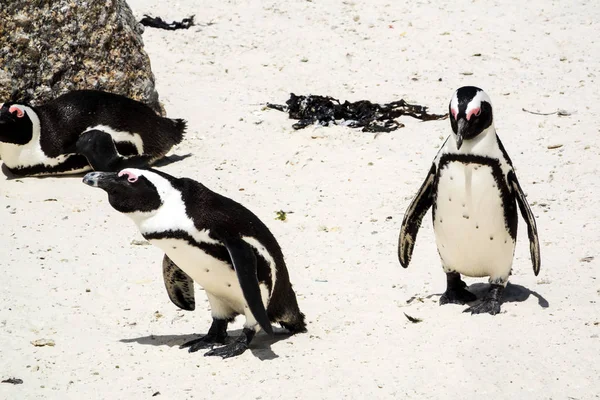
144, 230, 232, 264
142, 230, 274, 291
434, 153, 517, 239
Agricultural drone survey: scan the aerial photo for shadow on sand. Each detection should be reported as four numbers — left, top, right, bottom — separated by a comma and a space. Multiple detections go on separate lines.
1, 153, 192, 180
427, 282, 549, 309
120, 326, 292, 361
467, 282, 549, 308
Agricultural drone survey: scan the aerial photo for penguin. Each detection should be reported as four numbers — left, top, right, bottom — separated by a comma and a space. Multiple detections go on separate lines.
82, 168, 307, 358
0, 90, 186, 176
398, 86, 541, 315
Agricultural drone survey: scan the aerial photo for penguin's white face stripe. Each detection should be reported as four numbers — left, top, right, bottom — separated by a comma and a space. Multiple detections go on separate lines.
121, 168, 174, 202
122, 169, 221, 246
465, 90, 492, 118
449, 93, 459, 119
8, 105, 25, 118
84, 125, 145, 154
0, 105, 76, 170
449, 89, 492, 120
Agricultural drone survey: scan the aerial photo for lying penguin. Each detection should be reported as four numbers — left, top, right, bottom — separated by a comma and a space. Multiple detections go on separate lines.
83, 168, 307, 358
0, 90, 186, 176
398, 86, 541, 315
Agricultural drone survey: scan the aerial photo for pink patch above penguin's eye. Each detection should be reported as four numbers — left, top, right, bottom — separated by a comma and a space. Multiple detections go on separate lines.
118, 170, 138, 183
451, 108, 458, 119
9, 106, 24, 118
466, 107, 481, 121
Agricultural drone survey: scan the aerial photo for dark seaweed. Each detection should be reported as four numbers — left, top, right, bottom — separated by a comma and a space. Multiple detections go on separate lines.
267, 93, 447, 133
2, 378, 23, 385
140, 15, 195, 30
403, 313, 423, 323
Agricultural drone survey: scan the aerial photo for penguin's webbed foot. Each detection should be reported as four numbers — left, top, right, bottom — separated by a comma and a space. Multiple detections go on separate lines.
463, 298, 501, 315
180, 318, 228, 352
439, 287, 477, 305
439, 272, 477, 305
203, 327, 255, 359
204, 341, 249, 359
180, 333, 227, 353
463, 284, 504, 315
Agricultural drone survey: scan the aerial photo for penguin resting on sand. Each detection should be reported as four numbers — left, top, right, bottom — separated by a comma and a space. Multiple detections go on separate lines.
398, 86, 541, 315
0, 90, 186, 176
83, 168, 307, 358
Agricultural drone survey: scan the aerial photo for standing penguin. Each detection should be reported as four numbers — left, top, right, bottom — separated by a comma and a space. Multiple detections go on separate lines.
398, 86, 541, 315
83, 168, 307, 358
0, 90, 186, 176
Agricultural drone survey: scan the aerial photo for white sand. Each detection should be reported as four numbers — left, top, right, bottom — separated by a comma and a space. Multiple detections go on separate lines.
1, 0, 599, 398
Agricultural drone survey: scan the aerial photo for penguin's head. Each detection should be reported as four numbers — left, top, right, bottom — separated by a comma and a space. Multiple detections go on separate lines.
0, 102, 34, 145
82, 168, 173, 214
448, 86, 493, 150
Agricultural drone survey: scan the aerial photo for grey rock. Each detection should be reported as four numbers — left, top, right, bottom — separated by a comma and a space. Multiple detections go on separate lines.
0, 0, 164, 115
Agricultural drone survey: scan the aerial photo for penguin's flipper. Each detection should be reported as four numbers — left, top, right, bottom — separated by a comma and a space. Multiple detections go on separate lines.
162, 254, 196, 311
219, 235, 274, 336
398, 163, 436, 268
508, 171, 541, 276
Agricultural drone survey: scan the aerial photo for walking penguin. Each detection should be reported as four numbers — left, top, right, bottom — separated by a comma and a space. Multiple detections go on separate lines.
83, 168, 307, 358
0, 90, 186, 176
398, 86, 541, 315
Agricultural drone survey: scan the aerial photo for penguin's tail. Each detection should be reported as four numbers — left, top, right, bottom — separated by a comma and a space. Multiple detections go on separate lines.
170, 118, 187, 145
277, 286, 307, 334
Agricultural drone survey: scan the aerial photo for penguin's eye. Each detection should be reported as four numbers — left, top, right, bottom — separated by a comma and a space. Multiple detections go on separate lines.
466, 107, 481, 121
8, 106, 24, 118
118, 170, 139, 183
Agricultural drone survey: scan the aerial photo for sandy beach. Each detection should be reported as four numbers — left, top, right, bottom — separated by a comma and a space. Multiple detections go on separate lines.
1, 0, 599, 398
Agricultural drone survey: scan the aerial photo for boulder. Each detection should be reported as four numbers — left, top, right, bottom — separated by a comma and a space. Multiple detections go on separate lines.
0, 0, 164, 115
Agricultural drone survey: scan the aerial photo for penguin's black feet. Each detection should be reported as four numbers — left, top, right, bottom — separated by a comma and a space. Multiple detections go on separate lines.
204, 328, 255, 359
204, 341, 249, 359
180, 318, 228, 353
181, 334, 227, 352
439, 272, 477, 305
464, 284, 504, 315
440, 287, 477, 305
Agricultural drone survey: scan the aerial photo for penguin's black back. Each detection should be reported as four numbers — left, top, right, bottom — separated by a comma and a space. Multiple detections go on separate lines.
36, 90, 185, 158
172, 175, 287, 267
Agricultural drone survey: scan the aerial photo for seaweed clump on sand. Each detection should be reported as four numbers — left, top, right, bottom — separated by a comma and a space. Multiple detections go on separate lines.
140, 15, 195, 31
267, 93, 447, 133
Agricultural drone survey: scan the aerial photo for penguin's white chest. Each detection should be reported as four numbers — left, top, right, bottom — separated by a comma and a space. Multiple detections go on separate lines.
0, 141, 89, 172
150, 238, 248, 313
433, 161, 515, 278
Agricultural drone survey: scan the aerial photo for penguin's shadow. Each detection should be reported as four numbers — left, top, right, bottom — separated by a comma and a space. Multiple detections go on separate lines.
151, 153, 192, 168
428, 282, 549, 308
1, 153, 192, 180
119, 326, 292, 361
470, 282, 549, 308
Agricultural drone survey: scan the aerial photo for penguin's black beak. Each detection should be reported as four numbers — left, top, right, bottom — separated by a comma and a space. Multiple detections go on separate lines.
83, 171, 119, 189
456, 119, 467, 150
